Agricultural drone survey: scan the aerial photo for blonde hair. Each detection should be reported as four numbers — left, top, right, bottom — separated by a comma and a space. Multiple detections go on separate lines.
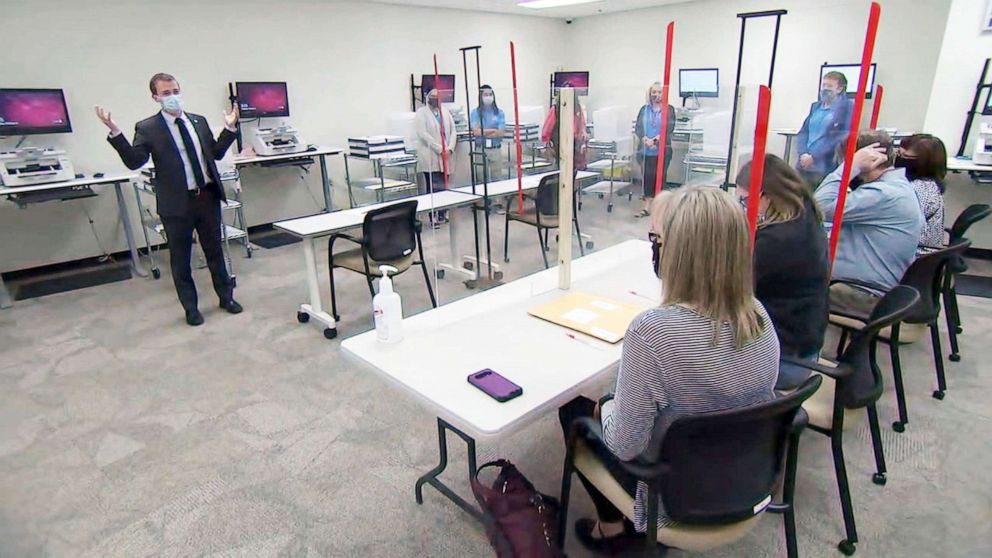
659, 187, 765, 347
736, 154, 821, 227
646, 81, 663, 103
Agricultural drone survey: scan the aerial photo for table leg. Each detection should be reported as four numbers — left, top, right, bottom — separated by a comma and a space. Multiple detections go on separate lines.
114, 181, 148, 278
319, 154, 332, 213
297, 236, 338, 339
437, 203, 475, 281
0, 273, 12, 309
783, 135, 794, 164
415, 418, 483, 521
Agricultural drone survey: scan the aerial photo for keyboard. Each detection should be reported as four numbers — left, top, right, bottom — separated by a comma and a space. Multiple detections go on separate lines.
11, 187, 97, 205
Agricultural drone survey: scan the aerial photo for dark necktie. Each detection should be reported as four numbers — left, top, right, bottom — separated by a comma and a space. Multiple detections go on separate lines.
175, 117, 206, 188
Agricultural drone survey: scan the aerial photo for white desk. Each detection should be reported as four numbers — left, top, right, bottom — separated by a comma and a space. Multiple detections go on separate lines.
232, 146, 344, 213
948, 156, 992, 173
273, 190, 482, 338
773, 128, 914, 164
0, 173, 143, 309
451, 170, 597, 198
341, 239, 656, 517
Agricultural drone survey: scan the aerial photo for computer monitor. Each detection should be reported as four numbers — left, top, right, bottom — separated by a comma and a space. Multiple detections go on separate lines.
421, 75, 456, 103
236, 82, 290, 118
820, 63, 877, 99
679, 68, 719, 98
553, 71, 589, 96
0, 89, 72, 136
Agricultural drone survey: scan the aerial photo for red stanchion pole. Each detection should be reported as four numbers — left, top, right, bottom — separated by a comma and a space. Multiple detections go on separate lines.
654, 21, 675, 196
828, 2, 881, 266
747, 85, 772, 247
433, 55, 450, 189
869, 84, 884, 129
510, 42, 525, 213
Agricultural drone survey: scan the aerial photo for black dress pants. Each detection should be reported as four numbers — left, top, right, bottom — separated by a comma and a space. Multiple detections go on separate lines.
160, 187, 234, 312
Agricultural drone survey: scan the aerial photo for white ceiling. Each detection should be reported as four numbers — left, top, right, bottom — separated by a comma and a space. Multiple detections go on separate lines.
364, 0, 695, 19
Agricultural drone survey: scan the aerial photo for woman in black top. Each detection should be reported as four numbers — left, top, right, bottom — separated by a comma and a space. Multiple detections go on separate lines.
736, 154, 830, 389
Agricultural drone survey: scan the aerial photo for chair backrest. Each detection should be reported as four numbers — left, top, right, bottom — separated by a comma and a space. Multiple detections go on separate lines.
900, 240, 971, 322
535, 173, 560, 216
362, 200, 418, 262
643, 375, 821, 525
948, 204, 992, 244
836, 285, 920, 409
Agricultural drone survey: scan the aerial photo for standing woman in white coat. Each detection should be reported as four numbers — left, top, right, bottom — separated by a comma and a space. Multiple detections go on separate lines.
415, 88, 457, 226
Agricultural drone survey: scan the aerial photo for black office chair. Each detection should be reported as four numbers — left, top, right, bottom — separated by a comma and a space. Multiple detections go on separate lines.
557, 376, 822, 558
784, 285, 919, 556
942, 204, 991, 354
832, 242, 969, 433
503, 172, 585, 269
327, 200, 436, 321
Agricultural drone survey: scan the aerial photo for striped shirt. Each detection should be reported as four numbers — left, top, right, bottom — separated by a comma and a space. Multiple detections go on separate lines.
601, 302, 779, 532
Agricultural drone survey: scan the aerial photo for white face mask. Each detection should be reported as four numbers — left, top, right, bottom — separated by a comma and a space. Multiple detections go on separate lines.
482, 95, 494, 106
158, 93, 184, 115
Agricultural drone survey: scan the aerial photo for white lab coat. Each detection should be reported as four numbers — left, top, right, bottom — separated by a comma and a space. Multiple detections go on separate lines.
414, 105, 457, 174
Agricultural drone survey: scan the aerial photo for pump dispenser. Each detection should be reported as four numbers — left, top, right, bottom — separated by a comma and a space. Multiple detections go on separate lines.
373, 265, 403, 343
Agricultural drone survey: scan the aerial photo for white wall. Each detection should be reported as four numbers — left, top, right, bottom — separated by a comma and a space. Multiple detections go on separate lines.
565, 0, 952, 156
924, 0, 992, 156
0, 0, 568, 272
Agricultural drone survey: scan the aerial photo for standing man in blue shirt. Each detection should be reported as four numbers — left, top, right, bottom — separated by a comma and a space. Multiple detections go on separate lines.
814, 130, 924, 316
796, 71, 852, 186
469, 85, 506, 182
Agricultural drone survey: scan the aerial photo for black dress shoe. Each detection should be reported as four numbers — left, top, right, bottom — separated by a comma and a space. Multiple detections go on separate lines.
219, 299, 243, 314
185, 309, 204, 326
574, 518, 644, 554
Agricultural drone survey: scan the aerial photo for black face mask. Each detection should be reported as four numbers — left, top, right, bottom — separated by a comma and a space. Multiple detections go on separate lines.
894, 155, 920, 181
649, 232, 662, 278
849, 177, 865, 190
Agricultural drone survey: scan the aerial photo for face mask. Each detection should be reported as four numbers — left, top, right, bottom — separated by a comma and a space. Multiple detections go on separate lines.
650, 93, 663, 104
428, 98, 439, 109
894, 155, 919, 181
820, 89, 837, 104
158, 93, 184, 114
849, 176, 864, 190
482, 95, 494, 106
738, 195, 766, 223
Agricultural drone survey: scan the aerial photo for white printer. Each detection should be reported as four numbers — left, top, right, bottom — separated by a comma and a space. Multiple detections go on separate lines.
249, 125, 306, 157
973, 122, 992, 166
0, 147, 76, 187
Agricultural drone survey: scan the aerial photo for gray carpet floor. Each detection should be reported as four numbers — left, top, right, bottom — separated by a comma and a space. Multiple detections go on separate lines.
1, 184, 990, 557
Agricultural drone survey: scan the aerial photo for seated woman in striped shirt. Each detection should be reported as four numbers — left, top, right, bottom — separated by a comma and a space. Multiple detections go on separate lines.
559, 187, 780, 553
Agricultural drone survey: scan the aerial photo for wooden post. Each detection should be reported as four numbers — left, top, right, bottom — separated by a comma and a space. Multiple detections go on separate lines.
558, 87, 575, 290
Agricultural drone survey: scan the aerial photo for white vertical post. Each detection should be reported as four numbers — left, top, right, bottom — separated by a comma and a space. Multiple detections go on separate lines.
558, 88, 575, 290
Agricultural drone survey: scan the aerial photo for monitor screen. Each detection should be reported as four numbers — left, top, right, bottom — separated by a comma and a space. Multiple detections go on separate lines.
0, 89, 72, 136
553, 71, 589, 96
236, 82, 290, 118
820, 63, 877, 99
679, 68, 719, 98
421, 74, 456, 103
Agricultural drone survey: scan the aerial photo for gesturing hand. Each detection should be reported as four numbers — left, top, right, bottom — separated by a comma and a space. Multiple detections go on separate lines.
798, 153, 814, 169
94, 105, 120, 135
852, 142, 888, 174
224, 105, 239, 128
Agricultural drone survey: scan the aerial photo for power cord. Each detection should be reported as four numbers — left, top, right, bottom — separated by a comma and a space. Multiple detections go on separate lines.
296, 163, 324, 211
80, 203, 114, 263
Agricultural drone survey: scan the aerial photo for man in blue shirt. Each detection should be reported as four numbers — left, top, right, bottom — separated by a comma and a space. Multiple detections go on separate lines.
796, 71, 852, 186
469, 85, 506, 182
814, 130, 924, 316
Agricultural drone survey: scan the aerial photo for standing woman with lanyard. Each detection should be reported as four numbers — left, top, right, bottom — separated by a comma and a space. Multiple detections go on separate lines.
634, 82, 676, 218
469, 85, 506, 182
415, 88, 457, 227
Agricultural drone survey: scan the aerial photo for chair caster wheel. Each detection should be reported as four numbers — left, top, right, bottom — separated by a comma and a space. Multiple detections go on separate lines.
598, 193, 604, 199
494, 271, 504, 281
247, 250, 253, 259
949, 353, 960, 362
464, 261, 474, 271
872, 472, 887, 486
323, 328, 337, 339
436, 269, 445, 279
892, 421, 905, 433
333, 314, 341, 321
932, 390, 945, 400
504, 257, 510, 263
586, 241, 594, 250
955, 326, 962, 334
151, 268, 161, 279
838, 539, 856, 556
296, 311, 310, 323
607, 204, 613, 213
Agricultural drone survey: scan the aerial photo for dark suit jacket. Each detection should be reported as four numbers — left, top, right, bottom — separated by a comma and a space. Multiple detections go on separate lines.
108, 112, 237, 217
795, 96, 852, 175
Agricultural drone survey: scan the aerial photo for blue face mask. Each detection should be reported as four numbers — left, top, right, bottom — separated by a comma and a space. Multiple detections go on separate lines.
820, 89, 837, 104
158, 93, 184, 114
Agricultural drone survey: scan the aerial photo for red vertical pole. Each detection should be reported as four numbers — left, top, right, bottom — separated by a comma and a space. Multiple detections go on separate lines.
510, 42, 525, 213
747, 85, 772, 248
433, 55, 450, 188
869, 84, 884, 129
828, 2, 881, 266
653, 21, 675, 196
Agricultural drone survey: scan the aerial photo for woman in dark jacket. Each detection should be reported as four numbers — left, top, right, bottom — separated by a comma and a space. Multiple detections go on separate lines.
736, 154, 830, 389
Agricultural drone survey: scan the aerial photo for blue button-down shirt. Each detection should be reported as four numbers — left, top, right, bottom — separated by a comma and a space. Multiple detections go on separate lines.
470, 107, 505, 148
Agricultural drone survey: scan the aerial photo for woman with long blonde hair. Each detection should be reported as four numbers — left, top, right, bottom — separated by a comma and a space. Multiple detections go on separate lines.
559, 187, 780, 552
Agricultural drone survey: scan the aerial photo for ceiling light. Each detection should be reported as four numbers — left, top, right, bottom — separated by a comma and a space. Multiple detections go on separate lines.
518, 0, 603, 9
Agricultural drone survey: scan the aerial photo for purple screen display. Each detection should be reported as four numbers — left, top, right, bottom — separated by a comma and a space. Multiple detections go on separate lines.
237, 82, 289, 117
422, 75, 456, 103
0, 90, 71, 133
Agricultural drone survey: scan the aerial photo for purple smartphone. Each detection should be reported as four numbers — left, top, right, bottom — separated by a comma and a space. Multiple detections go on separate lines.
468, 369, 523, 402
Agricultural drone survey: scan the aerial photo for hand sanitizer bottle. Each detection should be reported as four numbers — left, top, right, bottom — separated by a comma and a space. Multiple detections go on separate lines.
373, 265, 403, 343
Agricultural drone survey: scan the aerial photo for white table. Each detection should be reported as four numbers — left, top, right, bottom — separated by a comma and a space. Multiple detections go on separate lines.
232, 146, 344, 212
774, 127, 914, 164
0, 173, 142, 309
948, 156, 992, 173
341, 239, 657, 518
273, 189, 482, 339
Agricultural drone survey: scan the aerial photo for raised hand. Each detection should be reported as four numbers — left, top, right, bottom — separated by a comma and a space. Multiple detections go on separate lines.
94, 105, 120, 135
224, 105, 239, 128
852, 142, 888, 174
798, 153, 814, 169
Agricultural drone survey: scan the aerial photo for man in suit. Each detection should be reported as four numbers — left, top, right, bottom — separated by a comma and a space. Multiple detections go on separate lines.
96, 72, 242, 326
